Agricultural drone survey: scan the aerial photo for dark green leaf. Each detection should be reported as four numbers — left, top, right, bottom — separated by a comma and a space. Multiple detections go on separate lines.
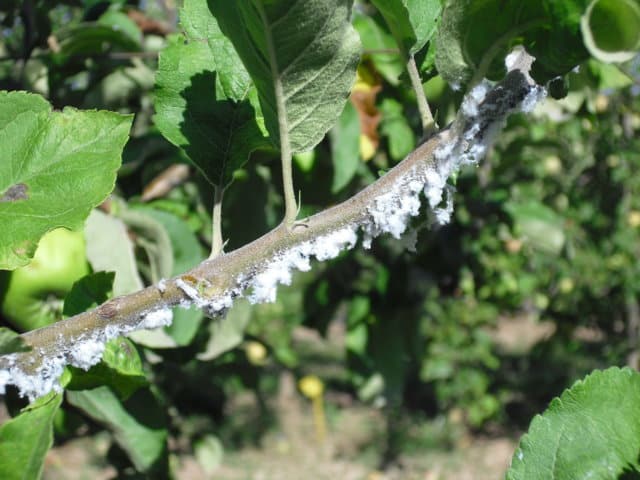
53, 17, 141, 65
0, 327, 31, 355
435, 0, 591, 86
96, 10, 142, 49
63, 271, 115, 317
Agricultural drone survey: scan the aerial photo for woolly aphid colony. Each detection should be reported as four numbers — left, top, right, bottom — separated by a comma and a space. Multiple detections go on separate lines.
0, 56, 545, 401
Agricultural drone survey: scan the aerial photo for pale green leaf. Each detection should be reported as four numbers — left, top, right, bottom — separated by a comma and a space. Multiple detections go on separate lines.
353, 13, 404, 85
119, 209, 174, 284
0, 91, 132, 270
197, 299, 252, 361
194, 435, 224, 473
370, 0, 441, 55
84, 209, 144, 297
379, 98, 415, 161
154, 0, 268, 187
210, 0, 361, 153
0, 393, 62, 480
506, 200, 565, 255
330, 100, 360, 193
507, 367, 640, 479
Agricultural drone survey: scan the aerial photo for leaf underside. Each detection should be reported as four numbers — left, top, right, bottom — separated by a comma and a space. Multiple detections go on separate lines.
210, 0, 361, 153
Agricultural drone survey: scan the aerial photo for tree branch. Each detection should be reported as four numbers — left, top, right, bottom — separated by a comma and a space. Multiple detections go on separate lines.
0, 64, 544, 401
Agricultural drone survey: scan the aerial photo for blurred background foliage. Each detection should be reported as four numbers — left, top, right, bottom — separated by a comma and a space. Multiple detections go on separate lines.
1, 0, 640, 477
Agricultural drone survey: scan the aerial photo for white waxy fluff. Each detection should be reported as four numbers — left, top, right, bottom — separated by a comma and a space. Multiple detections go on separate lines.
248, 226, 358, 304
0, 306, 175, 400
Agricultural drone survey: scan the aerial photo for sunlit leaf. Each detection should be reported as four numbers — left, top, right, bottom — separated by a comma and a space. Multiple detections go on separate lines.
370, 0, 441, 55
154, 0, 269, 188
210, 0, 361, 153
0, 91, 132, 270
0, 393, 62, 480
507, 367, 640, 479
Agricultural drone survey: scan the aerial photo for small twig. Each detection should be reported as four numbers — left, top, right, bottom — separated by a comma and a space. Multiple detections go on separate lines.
406, 54, 437, 136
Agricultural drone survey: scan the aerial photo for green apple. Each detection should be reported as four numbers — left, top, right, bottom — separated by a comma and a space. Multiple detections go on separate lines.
1, 228, 90, 331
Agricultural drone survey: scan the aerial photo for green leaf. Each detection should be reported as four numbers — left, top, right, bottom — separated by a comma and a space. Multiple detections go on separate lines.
96, 10, 142, 49
119, 209, 174, 284
581, 0, 640, 63
507, 367, 640, 479
197, 299, 252, 361
588, 59, 633, 90
370, 0, 441, 55
67, 387, 167, 472
330, 100, 360, 193
0, 393, 62, 480
505, 200, 566, 255
0, 91, 132, 270
53, 17, 141, 65
84, 209, 144, 297
63, 271, 115, 317
154, 0, 269, 187
379, 98, 415, 161
0, 326, 31, 355
353, 13, 404, 85
135, 208, 204, 276
68, 337, 148, 400
210, 0, 361, 153
434, 0, 591, 86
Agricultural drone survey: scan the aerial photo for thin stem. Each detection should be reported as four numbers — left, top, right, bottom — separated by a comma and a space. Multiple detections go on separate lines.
407, 55, 436, 136
209, 185, 224, 259
256, 2, 297, 226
